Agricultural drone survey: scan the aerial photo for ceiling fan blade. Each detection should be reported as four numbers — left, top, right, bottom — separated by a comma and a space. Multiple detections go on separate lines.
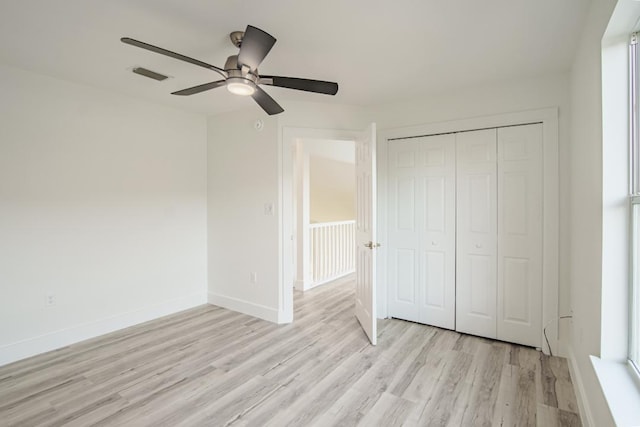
121, 37, 226, 78
252, 86, 284, 115
259, 76, 338, 95
237, 26, 276, 71
171, 80, 226, 96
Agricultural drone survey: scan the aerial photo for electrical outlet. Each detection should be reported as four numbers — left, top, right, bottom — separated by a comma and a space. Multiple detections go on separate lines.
46, 293, 55, 306
250, 272, 258, 284
264, 203, 274, 216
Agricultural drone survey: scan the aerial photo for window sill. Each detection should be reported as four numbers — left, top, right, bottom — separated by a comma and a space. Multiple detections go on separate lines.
590, 356, 640, 426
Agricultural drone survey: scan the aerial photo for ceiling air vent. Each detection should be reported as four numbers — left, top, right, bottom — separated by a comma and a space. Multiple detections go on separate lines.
132, 67, 168, 81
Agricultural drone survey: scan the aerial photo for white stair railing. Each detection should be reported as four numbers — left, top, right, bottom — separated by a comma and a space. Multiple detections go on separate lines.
309, 220, 355, 286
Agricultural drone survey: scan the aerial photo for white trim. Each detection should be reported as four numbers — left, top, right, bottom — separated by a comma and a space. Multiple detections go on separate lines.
280, 127, 362, 323
377, 107, 560, 355
309, 220, 356, 228
277, 123, 291, 324
601, 32, 633, 362
208, 292, 279, 323
591, 355, 640, 427
294, 143, 311, 292
0, 292, 207, 367
378, 109, 555, 140
567, 347, 595, 427
376, 127, 389, 320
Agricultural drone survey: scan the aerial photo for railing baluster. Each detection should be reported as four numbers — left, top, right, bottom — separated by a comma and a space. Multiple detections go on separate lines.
307, 220, 356, 288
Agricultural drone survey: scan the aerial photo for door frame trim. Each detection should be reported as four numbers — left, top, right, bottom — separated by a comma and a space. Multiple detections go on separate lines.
377, 107, 559, 355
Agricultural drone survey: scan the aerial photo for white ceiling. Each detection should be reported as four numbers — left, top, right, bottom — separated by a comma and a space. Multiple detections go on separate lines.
0, 0, 591, 116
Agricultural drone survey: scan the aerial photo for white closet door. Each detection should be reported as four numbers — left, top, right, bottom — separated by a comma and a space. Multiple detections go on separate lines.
456, 129, 498, 339
388, 134, 456, 329
497, 124, 543, 347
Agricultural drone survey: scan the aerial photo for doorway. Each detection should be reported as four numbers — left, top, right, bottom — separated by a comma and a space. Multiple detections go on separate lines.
280, 127, 362, 324
294, 138, 356, 292
280, 125, 378, 345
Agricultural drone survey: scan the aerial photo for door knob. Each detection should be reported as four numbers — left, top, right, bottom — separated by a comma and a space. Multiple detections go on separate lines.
364, 241, 381, 249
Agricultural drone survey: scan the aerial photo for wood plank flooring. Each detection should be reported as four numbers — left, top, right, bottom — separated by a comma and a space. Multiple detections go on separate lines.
0, 276, 582, 426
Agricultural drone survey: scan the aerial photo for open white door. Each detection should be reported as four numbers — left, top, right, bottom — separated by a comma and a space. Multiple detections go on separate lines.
355, 123, 377, 345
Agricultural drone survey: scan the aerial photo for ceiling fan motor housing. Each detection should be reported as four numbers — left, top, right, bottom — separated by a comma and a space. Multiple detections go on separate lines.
224, 55, 257, 79
224, 55, 258, 95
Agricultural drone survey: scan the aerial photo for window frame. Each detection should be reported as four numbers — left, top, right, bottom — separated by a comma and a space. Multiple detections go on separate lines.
630, 31, 640, 374
630, 198, 640, 372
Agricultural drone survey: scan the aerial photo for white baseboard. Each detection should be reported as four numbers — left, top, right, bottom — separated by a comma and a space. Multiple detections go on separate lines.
304, 270, 355, 291
567, 346, 595, 427
208, 292, 279, 323
0, 292, 207, 367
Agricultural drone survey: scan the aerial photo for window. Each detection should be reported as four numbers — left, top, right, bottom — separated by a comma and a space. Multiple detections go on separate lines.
630, 31, 640, 373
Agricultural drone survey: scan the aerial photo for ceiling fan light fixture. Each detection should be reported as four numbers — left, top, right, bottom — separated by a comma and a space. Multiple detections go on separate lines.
226, 77, 256, 96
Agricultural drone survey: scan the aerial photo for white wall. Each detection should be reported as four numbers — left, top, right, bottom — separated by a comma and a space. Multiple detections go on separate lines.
207, 112, 280, 321
278, 100, 370, 131
368, 74, 571, 130
0, 64, 208, 366
567, 0, 632, 425
207, 100, 368, 322
305, 139, 355, 164
310, 156, 355, 223
368, 73, 572, 348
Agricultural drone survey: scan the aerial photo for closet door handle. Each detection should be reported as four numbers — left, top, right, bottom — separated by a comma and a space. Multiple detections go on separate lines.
475, 243, 482, 249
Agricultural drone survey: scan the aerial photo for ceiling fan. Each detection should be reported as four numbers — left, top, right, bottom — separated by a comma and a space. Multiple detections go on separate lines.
121, 25, 339, 115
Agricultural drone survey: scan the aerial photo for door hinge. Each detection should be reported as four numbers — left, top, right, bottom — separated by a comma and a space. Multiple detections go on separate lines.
632, 32, 638, 46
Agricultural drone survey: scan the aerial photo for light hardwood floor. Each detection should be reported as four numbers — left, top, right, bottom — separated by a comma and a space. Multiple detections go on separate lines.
0, 276, 581, 426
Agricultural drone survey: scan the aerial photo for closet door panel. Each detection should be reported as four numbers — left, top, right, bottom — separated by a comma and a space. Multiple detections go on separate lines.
395, 248, 417, 303
423, 250, 446, 309
420, 176, 448, 321
388, 134, 456, 329
397, 177, 416, 230
388, 143, 420, 322
456, 129, 497, 339
497, 124, 543, 347
419, 155, 456, 329
469, 254, 493, 316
